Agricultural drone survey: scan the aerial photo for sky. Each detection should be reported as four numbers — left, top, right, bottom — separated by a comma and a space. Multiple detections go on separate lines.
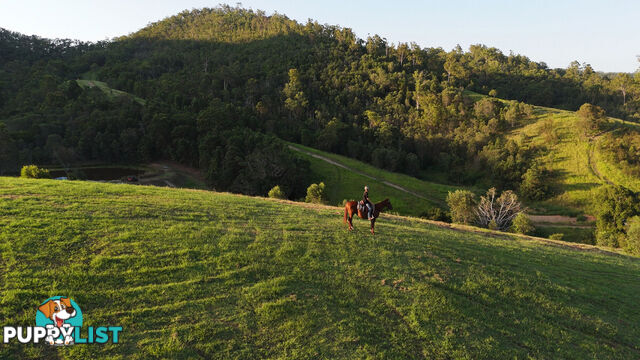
0, 0, 638, 73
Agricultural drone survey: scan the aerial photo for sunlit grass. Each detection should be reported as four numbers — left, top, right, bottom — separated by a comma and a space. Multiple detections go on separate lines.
76, 79, 146, 105
593, 141, 640, 192
0, 177, 638, 358
510, 109, 602, 215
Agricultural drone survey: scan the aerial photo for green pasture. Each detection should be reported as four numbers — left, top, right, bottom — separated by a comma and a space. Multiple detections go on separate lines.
76, 79, 146, 105
0, 177, 638, 358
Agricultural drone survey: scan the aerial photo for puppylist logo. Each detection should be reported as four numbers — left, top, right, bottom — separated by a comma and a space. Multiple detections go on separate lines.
3, 296, 122, 345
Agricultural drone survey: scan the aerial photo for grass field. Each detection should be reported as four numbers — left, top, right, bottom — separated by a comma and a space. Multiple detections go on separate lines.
1, 177, 639, 359
76, 79, 146, 105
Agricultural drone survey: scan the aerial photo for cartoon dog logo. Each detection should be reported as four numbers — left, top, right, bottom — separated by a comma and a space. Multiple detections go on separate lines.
37, 297, 78, 345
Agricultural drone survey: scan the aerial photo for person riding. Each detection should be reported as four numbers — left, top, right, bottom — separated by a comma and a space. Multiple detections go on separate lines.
363, 185, 374, 220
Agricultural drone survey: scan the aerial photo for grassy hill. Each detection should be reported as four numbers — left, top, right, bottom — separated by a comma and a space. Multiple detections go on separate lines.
508, 107, 602, 216
493, 96, 640, 218
76, 79, 147, 105
1, 177, 639, 359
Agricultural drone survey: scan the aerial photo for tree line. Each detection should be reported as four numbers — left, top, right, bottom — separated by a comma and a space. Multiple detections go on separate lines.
1, 5, 640, 201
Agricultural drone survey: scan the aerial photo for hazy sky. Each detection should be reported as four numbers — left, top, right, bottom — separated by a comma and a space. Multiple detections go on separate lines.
1, 0, 638, 73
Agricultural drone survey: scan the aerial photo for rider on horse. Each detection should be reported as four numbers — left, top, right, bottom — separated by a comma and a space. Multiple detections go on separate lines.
344, 189, 392, 235
363, 185, 373, 220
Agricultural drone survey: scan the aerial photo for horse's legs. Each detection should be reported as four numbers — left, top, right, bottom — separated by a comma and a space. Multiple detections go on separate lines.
370, 218, 375, 235
348, 211, 354, 230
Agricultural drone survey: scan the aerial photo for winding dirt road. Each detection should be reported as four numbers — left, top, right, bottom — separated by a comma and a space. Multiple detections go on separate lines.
587, 142, 613, 185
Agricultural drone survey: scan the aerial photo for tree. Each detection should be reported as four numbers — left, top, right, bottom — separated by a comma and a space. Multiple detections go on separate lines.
0, 123, 18, 175
404, 153, 420, 176
6, 5, 640, 222
595, 185, 640, 248
611, 73, 633, 107
473, 98, 501, 120
512, 213, 534, 235
413, 71, 425, 110
396, 42, 409, 67
576, 103, 606, 136
625, 216, 640, 255
201, 128, 310, 198
475, 188, 522, 231
283, 68, 308, 118
443, 45, 469, 86
46, 134, 76, 172
446, 190, 477, 225
520, 165, 552, 201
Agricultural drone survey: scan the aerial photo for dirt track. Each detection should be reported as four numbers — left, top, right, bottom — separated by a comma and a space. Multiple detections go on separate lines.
527, 214, 594, 228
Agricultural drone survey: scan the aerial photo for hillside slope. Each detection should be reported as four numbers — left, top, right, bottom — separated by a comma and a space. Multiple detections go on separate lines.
0, 177, 638, 359
507, 102, 640, 216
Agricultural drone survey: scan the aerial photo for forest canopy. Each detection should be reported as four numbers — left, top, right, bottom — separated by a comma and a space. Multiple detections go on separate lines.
1, 5, 640, 198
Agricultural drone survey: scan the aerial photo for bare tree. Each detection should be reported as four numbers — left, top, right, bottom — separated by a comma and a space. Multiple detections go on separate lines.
475, 188, 522, 231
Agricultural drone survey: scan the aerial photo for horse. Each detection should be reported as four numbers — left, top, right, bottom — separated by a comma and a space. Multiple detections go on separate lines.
343, 198, 393, 235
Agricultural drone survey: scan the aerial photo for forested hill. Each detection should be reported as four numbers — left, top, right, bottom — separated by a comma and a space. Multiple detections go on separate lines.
125, 6, 638, 116
1, 6, 640, 201
127, 7, 307, 42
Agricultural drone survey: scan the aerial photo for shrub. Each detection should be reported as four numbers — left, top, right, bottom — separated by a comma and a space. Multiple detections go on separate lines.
512, 213, 535, 235
420, 207, 451, 222
488, 89, 498, 98
305, 182, 327, 204
576, 215, 587, 223
625, 216, 640, 255
487, 220, 499, 230
446, 190, 476, 225
539, 118, 558, 144
520, 165, 552, 201
268, 185, 286, 199
20, 165, 50, 179
549, 233, 564, 241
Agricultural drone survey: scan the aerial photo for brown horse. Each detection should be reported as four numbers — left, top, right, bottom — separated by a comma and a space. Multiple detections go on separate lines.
343, 198, 393, 234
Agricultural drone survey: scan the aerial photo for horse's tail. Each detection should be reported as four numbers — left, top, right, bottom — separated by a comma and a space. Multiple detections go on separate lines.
343, 205, 348, 223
